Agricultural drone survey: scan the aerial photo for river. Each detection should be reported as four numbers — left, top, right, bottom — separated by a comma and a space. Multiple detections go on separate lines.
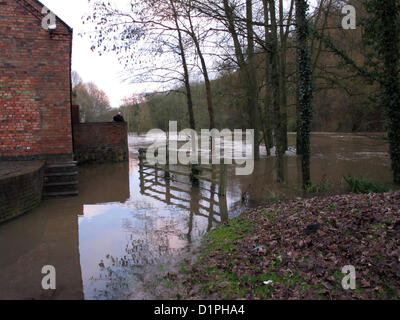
0, 132, 392, 299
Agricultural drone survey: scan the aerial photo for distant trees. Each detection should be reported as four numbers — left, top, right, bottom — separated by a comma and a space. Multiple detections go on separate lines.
71, 71, 112, 122
309, 0, 400, 184
71, 70, 83, 88
85, 0, 400, 186
86, 0, 200, 131
87, 0, 269, 159
119, 94, 154, 132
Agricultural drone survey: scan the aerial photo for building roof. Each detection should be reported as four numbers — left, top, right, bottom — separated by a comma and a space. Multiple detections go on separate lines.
14, 0, 73, 34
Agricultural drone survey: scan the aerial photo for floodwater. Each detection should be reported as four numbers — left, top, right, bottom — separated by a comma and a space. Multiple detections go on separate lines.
0, 132, 392, 300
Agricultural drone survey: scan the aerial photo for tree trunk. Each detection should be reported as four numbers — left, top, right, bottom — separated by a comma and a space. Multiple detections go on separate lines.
187, 2, 215, 129
279, 0, 288, 152
377, 0, 400, 184
268, 0, 284, 182
296, 0, 313, 187
171, 1, 196, 130
262, 0, 273, 155
223, 0, 260, 160
296, 58, 302, 154
246, 0, 260, 160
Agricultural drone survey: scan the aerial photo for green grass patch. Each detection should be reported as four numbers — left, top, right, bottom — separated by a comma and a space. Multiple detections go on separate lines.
199, 268, 247, 299
384, 217, 395, 224
260, 209, 277, 221
343, 175, 392, 194
201, 216, 255, 254
327, 204, 337, 211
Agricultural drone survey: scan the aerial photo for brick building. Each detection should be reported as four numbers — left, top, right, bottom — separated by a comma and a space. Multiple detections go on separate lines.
0, 0, 73, 162
0, 0, 128, 204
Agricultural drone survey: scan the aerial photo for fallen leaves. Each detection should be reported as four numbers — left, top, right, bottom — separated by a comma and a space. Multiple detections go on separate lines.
218, 281, 230, 288
180, 191, 400, 300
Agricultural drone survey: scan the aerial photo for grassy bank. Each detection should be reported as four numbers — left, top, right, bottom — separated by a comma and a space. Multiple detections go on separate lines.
169, 191, 400, 300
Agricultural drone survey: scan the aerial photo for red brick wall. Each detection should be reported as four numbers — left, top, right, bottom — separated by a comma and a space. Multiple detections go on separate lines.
0, 0, 73, 160
73, 123, 129, 164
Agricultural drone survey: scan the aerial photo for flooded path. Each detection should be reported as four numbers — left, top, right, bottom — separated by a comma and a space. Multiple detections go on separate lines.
0, 133, 392, 299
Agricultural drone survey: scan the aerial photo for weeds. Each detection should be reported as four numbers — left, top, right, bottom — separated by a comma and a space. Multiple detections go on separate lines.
296, 179, 332, 194
343, 175, 391, 194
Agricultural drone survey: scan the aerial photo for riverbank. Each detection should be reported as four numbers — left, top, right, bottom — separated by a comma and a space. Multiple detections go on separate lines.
161, 191, 400, 300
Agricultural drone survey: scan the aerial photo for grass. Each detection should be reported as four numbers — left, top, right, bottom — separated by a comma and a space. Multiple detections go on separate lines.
343, 175, 392, 194
327, 204, 337, 211
202, 216, 254, 252
260, 209, 277, 221
176, 216, 256, 299
185, 215, 327, 299
295, 178, 332, 194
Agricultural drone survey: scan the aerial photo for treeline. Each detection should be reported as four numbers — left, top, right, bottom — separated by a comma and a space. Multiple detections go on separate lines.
119, 76, 260, 133
115, 1, 384, 134
85, 0, 400, 185
71, 71, 113, 123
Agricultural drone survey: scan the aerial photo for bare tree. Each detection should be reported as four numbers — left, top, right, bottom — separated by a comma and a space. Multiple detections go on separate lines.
86, 0, 198, 129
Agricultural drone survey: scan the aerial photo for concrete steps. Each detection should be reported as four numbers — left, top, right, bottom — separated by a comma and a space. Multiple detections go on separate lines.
43, 162, 79, 197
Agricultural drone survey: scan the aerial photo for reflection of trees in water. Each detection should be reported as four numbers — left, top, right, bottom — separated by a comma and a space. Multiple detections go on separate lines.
90, 168, 229, 299
90, 217, 186, 299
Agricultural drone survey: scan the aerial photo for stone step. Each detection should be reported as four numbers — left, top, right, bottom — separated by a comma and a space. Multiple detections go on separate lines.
43, 191, 79, 198
43, 162, 79, 197
45, 162, 78, 174
44, 172, 78, 184
46, 161, 78, 167
43, 183, 78, 194
44, 180, 78, 187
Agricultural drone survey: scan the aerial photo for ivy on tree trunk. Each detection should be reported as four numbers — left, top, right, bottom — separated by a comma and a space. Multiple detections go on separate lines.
371, 0, 400, 184
296, 0, 313, 187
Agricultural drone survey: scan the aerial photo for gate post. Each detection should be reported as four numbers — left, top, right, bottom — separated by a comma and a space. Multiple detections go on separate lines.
218, 164, 227, 197
139, 148, 145, 194
165, 131, 170, 179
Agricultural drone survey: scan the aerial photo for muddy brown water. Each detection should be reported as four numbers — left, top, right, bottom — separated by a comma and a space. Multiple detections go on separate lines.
0, 133, 392, 299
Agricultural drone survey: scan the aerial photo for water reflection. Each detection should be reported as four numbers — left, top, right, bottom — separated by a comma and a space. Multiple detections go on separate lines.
0, 162, 130, 300
0, 132, 392, 300
80, 158, 230, 299
139, 165, 229, 233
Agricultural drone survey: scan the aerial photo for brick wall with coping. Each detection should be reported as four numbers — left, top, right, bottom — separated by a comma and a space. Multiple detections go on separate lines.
72, 105, 129, 163
73, 122, 129, 164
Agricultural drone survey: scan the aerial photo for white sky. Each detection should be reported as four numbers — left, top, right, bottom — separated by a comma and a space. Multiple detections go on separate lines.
41, 0, 146, 108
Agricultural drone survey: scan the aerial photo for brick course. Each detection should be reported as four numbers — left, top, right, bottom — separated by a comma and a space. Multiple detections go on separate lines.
0, 0, 73, 161
0, 161, 45, 223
